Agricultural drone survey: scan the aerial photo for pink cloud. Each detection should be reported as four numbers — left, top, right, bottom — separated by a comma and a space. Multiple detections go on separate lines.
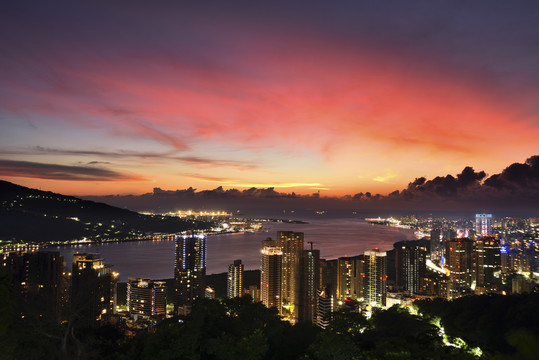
2, 28, 538, 176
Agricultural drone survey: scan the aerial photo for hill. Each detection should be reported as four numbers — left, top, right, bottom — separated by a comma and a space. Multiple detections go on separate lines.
0, 180, 213, 243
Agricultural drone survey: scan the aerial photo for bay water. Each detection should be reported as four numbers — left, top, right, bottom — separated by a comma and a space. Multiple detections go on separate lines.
44, 217, 415, 282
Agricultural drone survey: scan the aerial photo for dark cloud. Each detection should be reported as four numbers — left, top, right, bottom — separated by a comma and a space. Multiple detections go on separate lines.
396, 166, 486, 199
83, 156, 539, 215
0, 159, 146, 181
0, 146, 258, 170
151, 186, 299, 199
483, 156, 539, 190
370, 156, 539, 213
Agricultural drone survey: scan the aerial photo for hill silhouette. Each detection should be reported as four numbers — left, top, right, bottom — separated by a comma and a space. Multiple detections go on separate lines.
0, 180, 213, 243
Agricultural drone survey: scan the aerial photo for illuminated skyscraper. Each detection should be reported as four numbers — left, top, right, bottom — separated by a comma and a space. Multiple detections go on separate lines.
127, 278, 166, 318
445, 238, 474, 298
174, 234, 206, 314
430, 228, 441, 254
277, 231, 304, 318
297, 248, 320, 323
260, 239, 283, 311
475, 214, 492, 237
474, 237, 501, 293
320, 259, 338, 301
395, 243, 427, 295
71, 253, 118, 327
364, 249, 387, 307
316, 286, 333, 329
227, 259, 244, 299
336, 255, 364, 301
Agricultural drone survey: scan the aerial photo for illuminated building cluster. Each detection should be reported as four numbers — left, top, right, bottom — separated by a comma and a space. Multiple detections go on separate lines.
259, 231, 390, 325
1, 212, 536, 338
383, 213, 538, 299
260, 233, 324, 324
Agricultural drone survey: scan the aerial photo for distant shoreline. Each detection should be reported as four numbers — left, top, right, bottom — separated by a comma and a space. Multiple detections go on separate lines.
4, 218, 310, 249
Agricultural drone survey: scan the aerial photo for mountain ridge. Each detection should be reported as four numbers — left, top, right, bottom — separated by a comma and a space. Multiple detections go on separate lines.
0, 180, 212, 243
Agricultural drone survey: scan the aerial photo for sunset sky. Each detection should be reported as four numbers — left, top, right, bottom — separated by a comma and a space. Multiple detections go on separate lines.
1, 0, 538, 197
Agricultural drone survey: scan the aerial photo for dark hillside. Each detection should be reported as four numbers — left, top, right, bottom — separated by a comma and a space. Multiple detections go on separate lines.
0, 180, 213, 243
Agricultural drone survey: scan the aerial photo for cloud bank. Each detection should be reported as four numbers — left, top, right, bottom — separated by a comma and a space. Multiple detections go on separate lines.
83, 156, 539, 216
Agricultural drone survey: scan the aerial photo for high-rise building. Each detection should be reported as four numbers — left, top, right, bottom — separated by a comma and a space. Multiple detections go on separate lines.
320, 259, 338, 301
474, 237, 501, 293
174, 234, 207, 314
422, 270, 449, 299
445, 238, 474, 298
336, 255, 364, 301
395, 243, 427, 295
127, 278, 166, 318
430, 228, 441, 254
364, 249, 387, 307
475, 214, 493, 237
297, 249, 320, 323
277, 231, 304, 318
227, 259, 244, 299
260, 240, 283, 312
71, 253, 118, 327
316, 286, 333, 329
1, 251, 65, 321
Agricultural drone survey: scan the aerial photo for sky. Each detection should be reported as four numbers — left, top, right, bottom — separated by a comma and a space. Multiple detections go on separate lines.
1, 0, 539, 198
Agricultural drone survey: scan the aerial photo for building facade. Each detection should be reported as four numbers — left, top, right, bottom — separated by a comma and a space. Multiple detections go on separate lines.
297, 249, 320, 323
445, 238, 474, 298
260, 240, 283, 312
227, 259, 244, 299
336, 255, 364, 301
395, 243, 427, 295
474, 237, 501, 293
316, 286, 333, 329
364, 249, 387, 307
475, 214, 493, 237
174, 234, 207, 314
1, 250, 65, 321
71, 253, 118, 327
277, 231, 304, 319
127, 278, 166, 318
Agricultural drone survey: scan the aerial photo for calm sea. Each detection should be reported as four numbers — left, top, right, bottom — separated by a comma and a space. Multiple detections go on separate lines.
43, 217, 415, 282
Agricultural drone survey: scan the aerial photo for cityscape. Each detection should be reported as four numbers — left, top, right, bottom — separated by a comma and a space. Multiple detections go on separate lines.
1, 203, 538, 358
1, 0, 539, 359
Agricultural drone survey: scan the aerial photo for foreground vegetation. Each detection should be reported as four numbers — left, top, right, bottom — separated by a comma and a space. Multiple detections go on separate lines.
1, 288, 538, 360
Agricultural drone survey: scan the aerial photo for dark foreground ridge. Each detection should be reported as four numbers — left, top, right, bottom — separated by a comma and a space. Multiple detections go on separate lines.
1, 291, 537, 359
